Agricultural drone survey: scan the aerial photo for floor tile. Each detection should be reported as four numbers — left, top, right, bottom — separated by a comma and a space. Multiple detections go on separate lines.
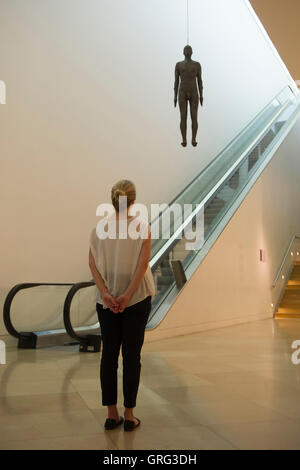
1, 318, 300, 449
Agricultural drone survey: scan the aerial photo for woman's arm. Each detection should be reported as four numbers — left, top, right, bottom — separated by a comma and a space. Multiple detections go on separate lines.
116, 226, 152, 312
89, 249, 119, 312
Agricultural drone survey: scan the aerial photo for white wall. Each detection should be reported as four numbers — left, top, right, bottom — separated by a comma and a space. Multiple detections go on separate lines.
146, 117, 300, 342
0, 0, 296, 336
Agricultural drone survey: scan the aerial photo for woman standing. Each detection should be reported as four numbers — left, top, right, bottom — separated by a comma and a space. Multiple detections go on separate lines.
89, 180, 155, 431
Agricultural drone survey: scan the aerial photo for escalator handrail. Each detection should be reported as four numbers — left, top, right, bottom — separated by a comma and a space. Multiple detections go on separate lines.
63, 281, 95, 342
150, 85, 294, 231
3, 282, 75, 339
150, 98, 292, 271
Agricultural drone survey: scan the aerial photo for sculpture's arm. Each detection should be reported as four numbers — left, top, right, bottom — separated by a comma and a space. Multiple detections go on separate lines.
174, 63, 180, 107
197, 63, 203, 106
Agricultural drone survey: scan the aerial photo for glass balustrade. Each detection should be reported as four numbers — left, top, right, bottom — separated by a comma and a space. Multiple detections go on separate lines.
148, 86, 300, 324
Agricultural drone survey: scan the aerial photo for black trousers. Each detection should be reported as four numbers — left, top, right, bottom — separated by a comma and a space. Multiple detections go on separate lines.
96, 296, 151, 408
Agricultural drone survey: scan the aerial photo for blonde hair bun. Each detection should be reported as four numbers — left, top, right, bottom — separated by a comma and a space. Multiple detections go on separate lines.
111, 179, 136, 212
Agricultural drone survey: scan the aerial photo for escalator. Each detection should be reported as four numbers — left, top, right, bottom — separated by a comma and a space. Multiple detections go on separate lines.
3, 85, 300, 349
3, 282, 100, 351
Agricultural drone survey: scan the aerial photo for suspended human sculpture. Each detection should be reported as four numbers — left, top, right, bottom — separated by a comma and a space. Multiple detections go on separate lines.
174, 45, 203, 147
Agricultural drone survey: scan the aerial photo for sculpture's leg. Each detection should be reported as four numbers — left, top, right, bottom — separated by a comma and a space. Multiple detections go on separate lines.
179, 98, 188, 147
190, 97, 199, 147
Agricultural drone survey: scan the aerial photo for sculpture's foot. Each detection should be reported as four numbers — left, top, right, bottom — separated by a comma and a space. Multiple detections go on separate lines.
192, 140, 197, 147
181, 141, 187, 147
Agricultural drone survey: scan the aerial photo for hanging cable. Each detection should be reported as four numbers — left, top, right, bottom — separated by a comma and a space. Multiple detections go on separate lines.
187, 0, 190, 45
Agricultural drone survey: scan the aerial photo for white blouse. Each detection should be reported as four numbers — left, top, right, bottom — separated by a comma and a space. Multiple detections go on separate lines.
89, 214, 156, 309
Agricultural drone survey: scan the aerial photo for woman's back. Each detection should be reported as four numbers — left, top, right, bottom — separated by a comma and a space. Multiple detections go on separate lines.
90, 214, 155, 308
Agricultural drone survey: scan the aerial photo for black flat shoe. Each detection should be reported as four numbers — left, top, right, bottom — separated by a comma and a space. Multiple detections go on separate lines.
124, 417, 141, 432
104, 416, 124, 430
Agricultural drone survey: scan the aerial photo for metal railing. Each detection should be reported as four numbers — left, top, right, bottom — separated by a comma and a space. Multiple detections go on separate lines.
273, 236, 300, 288
272, 236, 300, 316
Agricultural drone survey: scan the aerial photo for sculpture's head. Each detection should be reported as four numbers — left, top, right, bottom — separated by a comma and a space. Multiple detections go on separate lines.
183, 45, 193, 58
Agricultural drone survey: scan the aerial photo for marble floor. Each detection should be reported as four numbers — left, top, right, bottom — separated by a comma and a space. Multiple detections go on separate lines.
1, 318, 300, 450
